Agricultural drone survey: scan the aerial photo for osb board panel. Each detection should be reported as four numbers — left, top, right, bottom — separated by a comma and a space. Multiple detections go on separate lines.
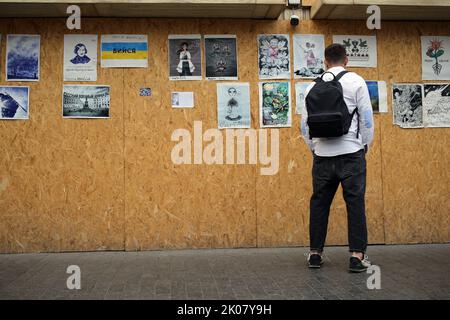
378, 22, 450, 244
0, 18, 448, 254
0, 20, 125, 253
256, 20, 385, 247
123, 19, 257, 250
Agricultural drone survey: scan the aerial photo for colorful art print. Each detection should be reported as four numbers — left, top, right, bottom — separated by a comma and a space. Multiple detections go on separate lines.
259, 81, 291, 128
421, 36, 450, 80
139, 88, 152, 97
365, 80, 388, 113
205, 35, 238, 80
258, 34, 290, 80
64, 34, 98, 81
101, 34, 148, 68
392, 84, 424, 128
295, 82, 312, 115
423, 84, 450, 128
0, 86, 29, 120
332, 35, 377, 68
293, 34, 325, 79
168, 35, 202, 80
6, 34, 40, 81
217, 83, 250, 129
62, 85, 110, 118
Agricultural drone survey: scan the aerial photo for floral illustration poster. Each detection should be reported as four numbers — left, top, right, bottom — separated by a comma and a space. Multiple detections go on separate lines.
257, 34, 290, 79
421, 36, 450, 80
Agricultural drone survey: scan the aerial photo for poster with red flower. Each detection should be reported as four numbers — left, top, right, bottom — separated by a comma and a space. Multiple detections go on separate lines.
421, 36, 450, 80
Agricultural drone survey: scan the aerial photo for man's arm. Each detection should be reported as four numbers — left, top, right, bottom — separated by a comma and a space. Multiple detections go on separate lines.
356, 80, 374, 150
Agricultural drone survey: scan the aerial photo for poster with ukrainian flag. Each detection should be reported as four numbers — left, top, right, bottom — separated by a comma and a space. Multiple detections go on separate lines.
101, 34, 148, 68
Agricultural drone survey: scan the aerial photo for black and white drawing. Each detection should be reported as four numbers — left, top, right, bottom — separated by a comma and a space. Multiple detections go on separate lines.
0, 86, 29, 120
6, 35, 40, 81
205, 35, 238, 80
64, 34, 97, 81
423, 84, 450, 127
333, 35, 377, 68
168, 35, 202, 80
63, 85, 110, 118
217, 83, 250, 128
392, 84, 424, 128
258, 34, 290, 79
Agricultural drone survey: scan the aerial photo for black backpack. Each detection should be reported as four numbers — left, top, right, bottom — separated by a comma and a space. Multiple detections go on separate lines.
305, 70, 359, 139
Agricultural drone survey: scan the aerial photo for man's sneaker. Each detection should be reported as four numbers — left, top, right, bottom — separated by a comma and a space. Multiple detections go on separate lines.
307, 253, 324, 268
349, 255, 371, 273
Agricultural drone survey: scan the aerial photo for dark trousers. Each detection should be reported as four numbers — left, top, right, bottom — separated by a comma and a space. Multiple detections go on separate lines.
310, 149, 368, 253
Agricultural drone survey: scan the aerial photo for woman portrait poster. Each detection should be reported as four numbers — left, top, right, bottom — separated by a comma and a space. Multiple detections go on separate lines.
168, 35, 202, 80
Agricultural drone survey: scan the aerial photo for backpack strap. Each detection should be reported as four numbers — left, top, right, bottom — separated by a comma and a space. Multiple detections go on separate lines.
313, 76, 323, 83
335, 70, 349, 81
351, 107, 360, 139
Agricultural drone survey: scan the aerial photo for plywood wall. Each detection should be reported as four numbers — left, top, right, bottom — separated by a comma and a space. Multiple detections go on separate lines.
0, 18, 448, 253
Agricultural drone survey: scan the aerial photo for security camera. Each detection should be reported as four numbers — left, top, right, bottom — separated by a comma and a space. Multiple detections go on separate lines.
290, 14, 300, 26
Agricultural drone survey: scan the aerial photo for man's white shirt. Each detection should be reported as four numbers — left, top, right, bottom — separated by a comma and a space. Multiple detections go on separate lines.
301, 66, 374, 157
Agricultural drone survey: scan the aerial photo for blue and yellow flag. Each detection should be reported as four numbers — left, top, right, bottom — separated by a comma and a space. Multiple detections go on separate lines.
101, 35, 148, 68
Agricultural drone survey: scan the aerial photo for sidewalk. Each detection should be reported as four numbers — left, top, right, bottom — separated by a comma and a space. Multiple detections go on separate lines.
0, 244, 449, 300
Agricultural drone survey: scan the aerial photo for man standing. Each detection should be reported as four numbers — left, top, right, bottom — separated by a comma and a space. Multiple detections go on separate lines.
301, 44, 374, 272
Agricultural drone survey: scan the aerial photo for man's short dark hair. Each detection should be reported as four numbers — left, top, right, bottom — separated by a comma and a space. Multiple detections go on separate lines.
325, 43, 347, 65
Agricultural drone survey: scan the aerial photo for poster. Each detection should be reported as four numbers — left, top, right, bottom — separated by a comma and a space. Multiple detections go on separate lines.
365, 81, 388, 113
217, 83, 250, 129
421, 36, 450, 80
392, 84, 423, 128
101, 34, 148, 68
171, 92, 194, 108
293, 34, 325, 79
259, 81, 291, 128
6, 34, 40, 81
168, 35, 202, 80
423, 84, 450, 127
205, 35, 238, 80
62, 85, 110, 118
0, 86, 29, 120
295, 82, 312, 115
332, 35, 377, 68
64, 34, 97, 81
258, 34, 290, 80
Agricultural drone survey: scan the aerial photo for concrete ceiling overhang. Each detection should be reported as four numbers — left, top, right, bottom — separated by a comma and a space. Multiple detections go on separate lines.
310, 0, 450, 20
0, 0, 287, 19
